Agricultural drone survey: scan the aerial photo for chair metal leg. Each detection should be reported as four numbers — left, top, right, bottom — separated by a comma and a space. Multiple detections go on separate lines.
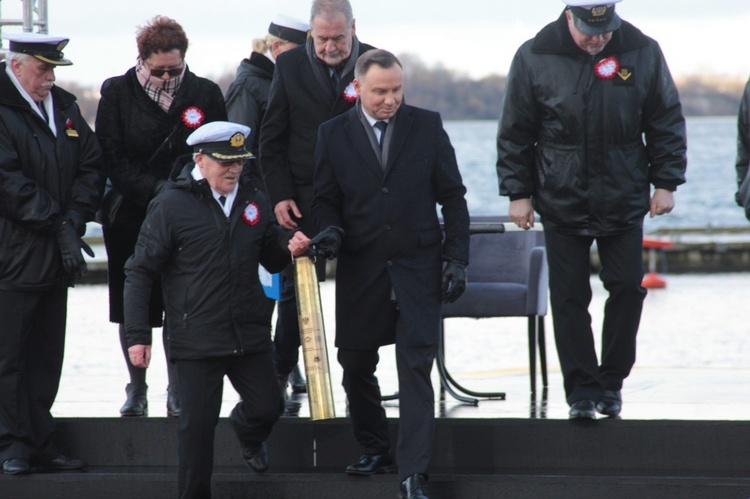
528, 316, 537, 394
438, 321, 505, 405
538, 316, 548, 388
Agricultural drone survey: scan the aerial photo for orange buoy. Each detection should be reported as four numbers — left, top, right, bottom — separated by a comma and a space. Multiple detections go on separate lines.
642, 237, 673, 288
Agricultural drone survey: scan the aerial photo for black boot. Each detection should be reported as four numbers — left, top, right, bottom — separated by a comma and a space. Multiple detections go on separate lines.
119, 324, 148, 416
167, 385, 181, 417
289, 364, 307, 394
120, 383, 148, 417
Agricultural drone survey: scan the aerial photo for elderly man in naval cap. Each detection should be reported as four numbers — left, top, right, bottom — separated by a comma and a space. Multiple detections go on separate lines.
0, 33, 103, 475
123, 121, 310, 497
496, 0, 687, 419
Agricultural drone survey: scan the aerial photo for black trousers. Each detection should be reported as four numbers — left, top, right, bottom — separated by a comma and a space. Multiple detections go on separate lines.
544, 225, 646, 405
176, 351, 283, 499
0, 288, 67, 463
338, 312, 436, 481
272, 267, 301, 375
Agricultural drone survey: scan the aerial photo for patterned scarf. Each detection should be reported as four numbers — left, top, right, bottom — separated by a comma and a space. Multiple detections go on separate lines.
135, 58, 184, 112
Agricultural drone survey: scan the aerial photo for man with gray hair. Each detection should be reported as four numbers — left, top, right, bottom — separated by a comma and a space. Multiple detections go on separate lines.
259, 0, 375, 399
497, 0, 687, 419
0, 33, 103, 475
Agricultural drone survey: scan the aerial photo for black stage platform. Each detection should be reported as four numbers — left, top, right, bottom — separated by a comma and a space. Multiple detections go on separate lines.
2, 417, 750, 498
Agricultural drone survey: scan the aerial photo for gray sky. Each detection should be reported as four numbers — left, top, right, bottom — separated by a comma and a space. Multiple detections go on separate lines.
2, 0, 750, 86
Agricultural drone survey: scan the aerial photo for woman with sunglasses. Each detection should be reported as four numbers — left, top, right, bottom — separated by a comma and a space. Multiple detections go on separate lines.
95, 15, 227, 418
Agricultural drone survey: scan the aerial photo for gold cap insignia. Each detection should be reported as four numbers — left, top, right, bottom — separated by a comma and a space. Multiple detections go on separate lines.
591, 6, 608, 16
230, 132, 245, 148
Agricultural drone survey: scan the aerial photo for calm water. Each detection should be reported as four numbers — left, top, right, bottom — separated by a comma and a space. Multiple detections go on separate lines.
445, 116, 747, 232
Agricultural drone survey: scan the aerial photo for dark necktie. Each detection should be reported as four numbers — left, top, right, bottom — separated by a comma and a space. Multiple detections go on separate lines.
37, 102, 48, 123
330, 69, 340, 93
219, 195, 226, 206
374, 121, 388, 150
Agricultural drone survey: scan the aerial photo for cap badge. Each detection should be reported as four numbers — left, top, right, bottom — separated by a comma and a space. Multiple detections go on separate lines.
594, 56, 619, 80
591, 6, 607, 17
181, 106, 205, 129
242, 202, 260, 226
230, 132, 245, 148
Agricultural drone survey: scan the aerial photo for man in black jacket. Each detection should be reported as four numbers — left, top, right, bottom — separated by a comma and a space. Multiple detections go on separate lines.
260, 0, 375, 398
124, 121, 310, 498
0, 34, 103, 475
496, 0, 687, 419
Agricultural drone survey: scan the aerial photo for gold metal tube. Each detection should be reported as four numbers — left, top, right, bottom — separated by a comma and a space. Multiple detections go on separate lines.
293, 256, 336, 420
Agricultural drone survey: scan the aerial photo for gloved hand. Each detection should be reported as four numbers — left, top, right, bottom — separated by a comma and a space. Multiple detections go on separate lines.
64, 209, 86, 237
309, 226, 344, 259
55, 221, 88, 279
441, 260, 467, 304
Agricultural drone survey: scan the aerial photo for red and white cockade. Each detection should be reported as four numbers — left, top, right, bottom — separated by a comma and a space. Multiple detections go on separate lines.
342, 82, 358, 102
594, 56, 620, 80
182, 106, 205, 129
242, 202, 260, 226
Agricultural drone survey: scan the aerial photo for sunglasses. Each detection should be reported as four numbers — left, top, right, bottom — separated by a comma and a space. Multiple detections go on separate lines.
146, 63, 184, 78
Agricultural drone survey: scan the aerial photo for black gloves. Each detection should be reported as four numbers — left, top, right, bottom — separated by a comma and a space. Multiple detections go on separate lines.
56, 220, 93, 279
65, 209, 86, 237
441, 260, 467, 304
309, 226, 344, 259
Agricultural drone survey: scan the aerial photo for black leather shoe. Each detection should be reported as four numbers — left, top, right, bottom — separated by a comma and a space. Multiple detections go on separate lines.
2, 458, 30, 475
345, 453, 396, 475
120, 382, 148, 417
289, 364, 307, 394
167, 385, 181, 417
239, 441, 269, 473
399, 474, 428, 499
569, 399, 596, 419
34, 455, 86, 472
596, 390, 622, 417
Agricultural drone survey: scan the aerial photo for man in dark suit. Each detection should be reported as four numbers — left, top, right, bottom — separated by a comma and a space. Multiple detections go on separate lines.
259, 0, 375, 398
311, 49, 469, 499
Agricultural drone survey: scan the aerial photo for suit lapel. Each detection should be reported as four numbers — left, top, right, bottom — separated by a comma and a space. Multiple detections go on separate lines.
343, 110, 382, 178
384, 105, 413, 176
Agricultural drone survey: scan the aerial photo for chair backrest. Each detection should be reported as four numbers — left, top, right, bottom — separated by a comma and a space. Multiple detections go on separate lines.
466, 216, 544, 286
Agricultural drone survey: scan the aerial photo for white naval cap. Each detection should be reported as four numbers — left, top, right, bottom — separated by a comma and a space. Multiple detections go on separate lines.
268, 14, 309, 45
186, 121, 253, 161
3, 32, 72, 65
563, 1, 623, 36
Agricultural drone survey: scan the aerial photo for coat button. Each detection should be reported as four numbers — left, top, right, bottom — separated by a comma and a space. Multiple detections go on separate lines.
387, 260, 393, 266
384, 225, 391, 231
382, 187, 388, 193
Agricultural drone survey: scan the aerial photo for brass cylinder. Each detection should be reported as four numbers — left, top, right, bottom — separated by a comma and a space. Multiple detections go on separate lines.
294, 256, 336, 420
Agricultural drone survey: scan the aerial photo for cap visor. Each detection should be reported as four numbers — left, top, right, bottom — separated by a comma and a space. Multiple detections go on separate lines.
206, 150, 254, 161
572, 12, 621, 35
33, 54, 72, 66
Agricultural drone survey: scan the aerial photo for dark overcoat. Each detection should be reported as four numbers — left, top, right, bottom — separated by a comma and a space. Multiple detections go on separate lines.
0, 63, 104, 290
313, 104, 469, 349
95, 67, 227, 324
260, 38, 375, 239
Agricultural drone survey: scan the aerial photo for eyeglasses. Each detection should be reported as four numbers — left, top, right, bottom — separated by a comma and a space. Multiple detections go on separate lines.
146, 62, 184, 78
